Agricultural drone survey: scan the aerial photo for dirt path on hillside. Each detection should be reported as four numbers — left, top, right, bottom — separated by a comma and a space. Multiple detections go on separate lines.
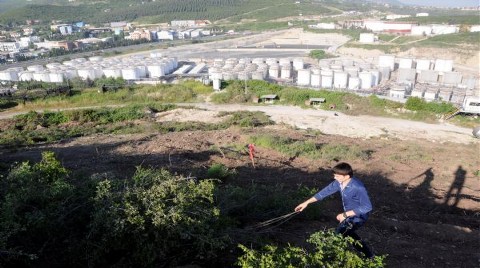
157, 103, 478, 144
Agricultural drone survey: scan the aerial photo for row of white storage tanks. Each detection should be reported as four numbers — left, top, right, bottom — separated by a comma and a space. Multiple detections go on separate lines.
377, 55, 454, 73
0, 56, 179, 83
212, 57, 306, 70
296, 68, 384, 90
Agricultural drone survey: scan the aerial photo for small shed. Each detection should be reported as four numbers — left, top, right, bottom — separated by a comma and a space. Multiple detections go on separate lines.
254, 94, 278, 104
305, 97, 326, 106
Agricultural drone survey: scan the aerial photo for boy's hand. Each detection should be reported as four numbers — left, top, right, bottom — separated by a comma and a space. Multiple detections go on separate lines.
295, 203, 308, 212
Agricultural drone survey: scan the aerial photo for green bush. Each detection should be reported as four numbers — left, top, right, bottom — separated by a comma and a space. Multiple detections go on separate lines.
236, 230, 386, 268
249, 135, 370, 161
207, 163, 237, 181
0, 152, 90, 266
309, 49, 336, 59
219, 111, 275, 128
405, 97, 456, 114
88, 167, 228, 267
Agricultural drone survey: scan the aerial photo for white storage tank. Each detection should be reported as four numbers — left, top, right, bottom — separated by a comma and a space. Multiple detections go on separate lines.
279, 58, 291, 66
77, 69, 97, 80
321, 75, 333, 88
18, 71, 34, 81
222, 72, 237, 80
27, 65, 45, 72
73, 58, 87, 64
269, 65, 280, 78
147, 64, 165, 78
297, 69, 311, 86
416, 59, 431, 71
63, 60, 75, 67
330, 64, 343, 71
7, 67, 24, 72
333, 71, 348, 89
379, 66, 391, 81
252, 58, 265, 65
370, 70, 381, 86
311, 68, 321, 75
63, 69, 78, 79
135, 66, 148, 78
122, 68, 140, 80
46, 62, 62, 70
321, 69, 333, 76
266, 58, 278, 66
319, 59, 332, 68
434, 59, 453, 73
342, 59, 354, 67
33, 71, 51, 82
150, 52, 163, 58
89, 56, 103, 62
238, 58, 251, 64
378, 55, 395, 71
213, 78, 221, 91
359, 72, 373, 89
399, 58, 415, 69
103, 68, 123, 78
0, 70, 19, 81
344, 66, 359, 77
252, 71, 264, 80
311, 74, 321, 88
237, 72, 251, 81
49, 72, 64, 83
293, 58, 304, 70
348, 77, 361, 90
210, 71, 223, 80
281, 64, 292, 79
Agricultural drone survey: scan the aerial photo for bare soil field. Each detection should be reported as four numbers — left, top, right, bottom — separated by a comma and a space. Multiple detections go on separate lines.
1, 106, 478, 267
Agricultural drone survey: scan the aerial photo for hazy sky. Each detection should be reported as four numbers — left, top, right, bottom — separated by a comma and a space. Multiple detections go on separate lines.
398, 0, 479, 7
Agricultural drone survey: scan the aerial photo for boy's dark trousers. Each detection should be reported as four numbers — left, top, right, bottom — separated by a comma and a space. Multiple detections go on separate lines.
335, 218, 374, 258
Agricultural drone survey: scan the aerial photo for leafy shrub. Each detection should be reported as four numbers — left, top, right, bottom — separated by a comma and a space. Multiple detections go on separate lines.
207, 163, 237, 181
309, 49, 336, 59
0, 152, 90, 266
219, 111, 275, 128
249, 135, 370, 161
405, 97, 456, 114
88, 167, 228, 267
319, 144, 371, 161
236, 230, 386, 268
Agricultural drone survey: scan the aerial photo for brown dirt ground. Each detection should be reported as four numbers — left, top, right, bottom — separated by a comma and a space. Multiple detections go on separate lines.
1, 123, 478, 267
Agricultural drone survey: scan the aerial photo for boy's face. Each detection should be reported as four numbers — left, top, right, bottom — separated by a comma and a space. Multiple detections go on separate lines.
334, 173, 349, 183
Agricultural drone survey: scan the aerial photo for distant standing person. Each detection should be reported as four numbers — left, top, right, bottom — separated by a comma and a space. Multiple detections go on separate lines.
295, 162, 374, 258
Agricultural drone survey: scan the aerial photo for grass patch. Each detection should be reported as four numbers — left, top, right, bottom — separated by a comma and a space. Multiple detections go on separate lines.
249, 134, 371, 161
389, 144, 432, 164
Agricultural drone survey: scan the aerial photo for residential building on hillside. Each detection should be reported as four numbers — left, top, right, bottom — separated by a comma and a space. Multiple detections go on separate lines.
0, 42, 21, 52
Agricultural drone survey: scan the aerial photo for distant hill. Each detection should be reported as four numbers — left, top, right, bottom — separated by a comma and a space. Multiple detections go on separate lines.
0, 0, 409, 26
0, 0, 350, 25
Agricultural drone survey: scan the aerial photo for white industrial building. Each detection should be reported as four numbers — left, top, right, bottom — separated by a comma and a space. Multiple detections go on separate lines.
470, 25, 480, 32
431, 25, 459, 35
411, 25, 432, 36
386, 14, 411, 20
0, 42, 21, 52
359, 33, 376, 43
157, 30, 175, 40
363, 20, 416, 34
308, 23, 336, 29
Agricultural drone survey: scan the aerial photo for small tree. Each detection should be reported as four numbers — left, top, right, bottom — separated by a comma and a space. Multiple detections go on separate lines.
237, 230, 386, 268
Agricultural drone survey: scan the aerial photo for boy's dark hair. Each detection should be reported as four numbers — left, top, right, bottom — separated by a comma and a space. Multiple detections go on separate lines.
332, 162, 353, 177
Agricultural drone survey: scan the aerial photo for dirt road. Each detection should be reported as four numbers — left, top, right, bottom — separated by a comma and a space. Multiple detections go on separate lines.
159, 103, 478, 144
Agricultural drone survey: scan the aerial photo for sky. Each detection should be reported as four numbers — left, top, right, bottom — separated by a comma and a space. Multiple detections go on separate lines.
398, 0, 479, 7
